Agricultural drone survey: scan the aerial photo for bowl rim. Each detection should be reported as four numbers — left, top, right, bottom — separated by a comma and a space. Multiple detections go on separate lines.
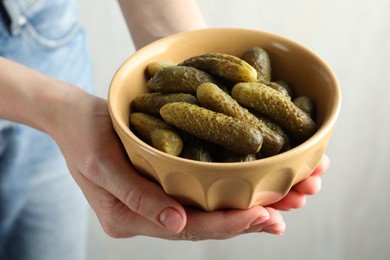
108, 27, 342, 168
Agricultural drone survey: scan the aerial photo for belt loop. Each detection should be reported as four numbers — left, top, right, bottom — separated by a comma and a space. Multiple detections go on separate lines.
2, 0, 27, 36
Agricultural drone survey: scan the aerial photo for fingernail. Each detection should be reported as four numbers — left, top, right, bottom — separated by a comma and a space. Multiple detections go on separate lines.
159, 208, 184, 233
262, 223, 286, 235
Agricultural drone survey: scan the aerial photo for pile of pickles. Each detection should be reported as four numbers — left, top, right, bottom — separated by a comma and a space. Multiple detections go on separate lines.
129, 47, 317, 162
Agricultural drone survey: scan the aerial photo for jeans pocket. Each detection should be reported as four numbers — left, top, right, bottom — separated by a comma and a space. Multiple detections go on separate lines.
24, 0, 81, 48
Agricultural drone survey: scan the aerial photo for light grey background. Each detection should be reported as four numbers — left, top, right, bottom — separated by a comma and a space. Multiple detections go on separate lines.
75, 0, 390, 259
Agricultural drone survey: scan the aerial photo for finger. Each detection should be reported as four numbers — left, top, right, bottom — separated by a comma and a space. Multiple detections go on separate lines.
248, 207, 286, 235
261, 221, 286, 235
171, 206, 271, 240
87, 204, 272, 240
289, 154, 328, 195
81, 134, 187, 233
268, 190, 307, 211
293, 175, 322, 195
71, 164, 185, 238
99, 205, 272, 240
76, 167, 282, 240
105, 165, 187, 233
311, 154, 330, 177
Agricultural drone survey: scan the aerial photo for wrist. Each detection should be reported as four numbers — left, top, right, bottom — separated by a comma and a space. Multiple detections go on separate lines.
39, 80, 90, 138
0, 57, 90, 138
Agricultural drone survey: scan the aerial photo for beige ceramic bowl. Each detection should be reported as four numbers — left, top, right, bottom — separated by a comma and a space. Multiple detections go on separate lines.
108, 28, 341, 211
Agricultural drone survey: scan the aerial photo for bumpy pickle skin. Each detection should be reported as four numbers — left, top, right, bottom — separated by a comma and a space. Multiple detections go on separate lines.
260, 80, 291, 99
274, 80, 294, 98
231, 82, 317, 141
293, 96, 315, 118
159, 102, 263, 155
252, 112, 292, 152
180, 52, 257, 82
147, 60, 177, 77
146, 65, 216, 94
133, 92, 197, 115
129, 112, 183, 156
196, 82, 284, 156
241, 47, 271, 82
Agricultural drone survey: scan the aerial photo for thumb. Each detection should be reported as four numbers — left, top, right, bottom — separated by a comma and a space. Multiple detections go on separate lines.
79, 147, 187, 233
117, 170, 187, 233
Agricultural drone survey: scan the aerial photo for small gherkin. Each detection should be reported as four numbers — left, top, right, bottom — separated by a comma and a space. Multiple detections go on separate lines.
180, 52, 257, 82
133, 92, 197, 115
146, 65, 215, 94
129, 112, 183, 156
196, 82, 284, 156
293, 96, 315, 118
160, 102, 263, 155
241, 46, 272, 82
232, 82, 317, 140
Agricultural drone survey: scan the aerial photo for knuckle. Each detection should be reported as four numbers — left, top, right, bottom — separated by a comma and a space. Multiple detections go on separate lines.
82, 154, 104, 181
124, 187, 147, 214
99, 219, 124, 238
99, 218, 136, 239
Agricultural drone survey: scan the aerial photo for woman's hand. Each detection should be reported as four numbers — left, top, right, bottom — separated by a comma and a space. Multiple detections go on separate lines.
50, 89, 290, 239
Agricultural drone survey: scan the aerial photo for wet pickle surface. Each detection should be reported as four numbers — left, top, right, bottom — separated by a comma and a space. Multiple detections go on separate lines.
127, 47, 318, 160
242, 47, 271, 82
181, 53, 257, 82
129, 112, 183, 156
231, 82, 317, 140
133, 92, 197, 115
196, 82, 283, 156
293, 96, 315, 118
160, 102, 263, 155
147, 60, 177, 77
147, 65, 215, 94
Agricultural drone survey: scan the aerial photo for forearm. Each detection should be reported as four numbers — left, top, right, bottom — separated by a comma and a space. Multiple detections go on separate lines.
0, 57, 86, 135
117, 0, 207, 49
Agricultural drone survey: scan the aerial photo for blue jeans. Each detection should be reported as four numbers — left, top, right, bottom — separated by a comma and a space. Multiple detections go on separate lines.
0, 0, 94, 259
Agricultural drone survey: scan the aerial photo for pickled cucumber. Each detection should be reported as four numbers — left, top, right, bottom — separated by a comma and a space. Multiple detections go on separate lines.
217, 148, 257, 162
252, 112, 292, 152
242, 47, 271, 82
149, 129, 183, 156
160, 102, 263, 155
133, 92, 197, 115
196, 82, 284, 156
129, 49, 318, 161
260, 80, 291, 99
180, 53, 257, 82
293, 96, 314, 118
274, 80, 294, 98
231, 82, 317, 140
130, 112, 183, 156
147, 65, 216, 94
179, 134, 214, 162
147, 60, 177, 77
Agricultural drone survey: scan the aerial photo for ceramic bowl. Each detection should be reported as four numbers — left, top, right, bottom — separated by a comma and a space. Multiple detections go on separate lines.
108, 28, 341, 211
